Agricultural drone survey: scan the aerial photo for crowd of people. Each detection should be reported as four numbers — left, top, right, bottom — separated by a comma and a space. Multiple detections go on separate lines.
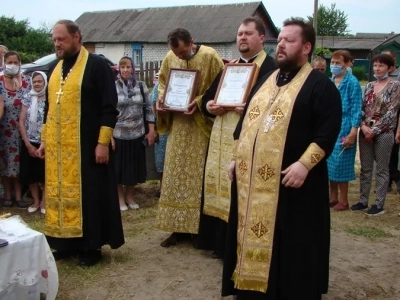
0, 15, 399, 299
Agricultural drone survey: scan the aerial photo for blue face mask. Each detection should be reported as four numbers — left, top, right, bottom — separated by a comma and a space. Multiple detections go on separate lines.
373, 73, 389, 81
330, 65, 343, 76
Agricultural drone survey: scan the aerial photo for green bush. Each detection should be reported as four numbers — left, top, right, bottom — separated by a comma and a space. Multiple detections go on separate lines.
352, 66, 367, 81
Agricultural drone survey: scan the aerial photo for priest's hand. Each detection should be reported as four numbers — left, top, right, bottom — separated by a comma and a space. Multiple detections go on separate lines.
36, 142, 45, 159
228, 160, 236, 181
281, 161, 309, 188
235, 103, 246, 114
184, 101, 198, 115
156, 98, 167, 113
206, 100, 225, 116
95, 143, 109, 164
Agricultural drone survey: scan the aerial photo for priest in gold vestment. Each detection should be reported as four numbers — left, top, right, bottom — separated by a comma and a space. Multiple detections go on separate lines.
197, 17, 276, 259
222, 18, 342, 299
38, 20, 124, 267
155, 28, 224, 247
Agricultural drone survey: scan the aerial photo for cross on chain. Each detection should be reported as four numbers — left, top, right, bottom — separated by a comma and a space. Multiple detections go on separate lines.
264, 115, 274, 132
56, 89, 64, 104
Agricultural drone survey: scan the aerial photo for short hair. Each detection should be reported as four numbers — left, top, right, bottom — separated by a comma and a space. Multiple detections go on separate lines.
167, 28, 192, 48
331, 50, 351, 63
241, 17, 266, 36
382, 50, 397, 60
55, 20, 82, 43
282, 17, 315, 59
372, 53, 395, 68
4, 51, 21, 63
312, 56, 326, 65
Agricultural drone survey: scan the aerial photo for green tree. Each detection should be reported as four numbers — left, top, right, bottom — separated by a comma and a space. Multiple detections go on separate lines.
308, 3, 350, 36
315, 45, 332, 57
0, 16, 53, 63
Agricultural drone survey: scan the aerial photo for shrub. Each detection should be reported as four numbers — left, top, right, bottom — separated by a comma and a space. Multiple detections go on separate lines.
352, 66, 367, 81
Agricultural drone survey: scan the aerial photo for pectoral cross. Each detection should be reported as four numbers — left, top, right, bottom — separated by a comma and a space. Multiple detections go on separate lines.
264, 115, 274, 133
56, 89, 63, 104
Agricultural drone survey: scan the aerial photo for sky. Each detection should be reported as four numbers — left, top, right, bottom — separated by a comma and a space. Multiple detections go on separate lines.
1, 0, 399, 35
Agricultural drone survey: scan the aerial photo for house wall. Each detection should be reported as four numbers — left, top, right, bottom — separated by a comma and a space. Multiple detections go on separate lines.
93, 43, 126, 64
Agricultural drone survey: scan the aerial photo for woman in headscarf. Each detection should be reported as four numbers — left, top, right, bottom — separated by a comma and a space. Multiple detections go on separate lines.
113, 56, 156, 211
0, 51, 31, 208
19, 71, 47, 213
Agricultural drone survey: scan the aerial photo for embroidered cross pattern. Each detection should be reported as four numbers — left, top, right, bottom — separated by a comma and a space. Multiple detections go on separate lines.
311, 153, 321, 164
258, 164, 274, 181
272, 108, 284, 122
251, 222, 268, 238
249, 106, 260, 120
239, 161, 248, 176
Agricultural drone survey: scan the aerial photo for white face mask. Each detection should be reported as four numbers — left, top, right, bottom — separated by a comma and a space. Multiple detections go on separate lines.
4, 64, 20, 76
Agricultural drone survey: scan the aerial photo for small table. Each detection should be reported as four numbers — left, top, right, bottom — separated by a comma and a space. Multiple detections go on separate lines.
0, 217, 58, 299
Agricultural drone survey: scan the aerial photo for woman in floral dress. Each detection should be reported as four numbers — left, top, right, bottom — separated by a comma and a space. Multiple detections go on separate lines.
0, 51, 31, 208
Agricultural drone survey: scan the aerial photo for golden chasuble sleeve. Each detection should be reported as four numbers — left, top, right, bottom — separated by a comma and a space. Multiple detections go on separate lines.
98, 126, 113, 145
298, 142, 326, 171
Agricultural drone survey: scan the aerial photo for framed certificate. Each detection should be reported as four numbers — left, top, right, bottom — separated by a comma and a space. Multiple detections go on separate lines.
214, 63, 259, 108
162, 68, 200, 112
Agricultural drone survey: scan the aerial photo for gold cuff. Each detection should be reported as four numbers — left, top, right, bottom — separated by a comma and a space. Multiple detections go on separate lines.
41, 124, 46, 142
298, 142, 325, 171
98, 126, 113, 146
232, 140, 238, 161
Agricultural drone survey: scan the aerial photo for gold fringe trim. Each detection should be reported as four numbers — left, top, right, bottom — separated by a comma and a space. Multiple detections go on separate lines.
232, 270, 268, 293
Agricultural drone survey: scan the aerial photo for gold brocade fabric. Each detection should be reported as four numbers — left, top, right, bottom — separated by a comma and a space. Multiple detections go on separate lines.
155, 113, 209, 233
154, 45, 223, 234
203, 51, 267, 222
232, 63, 313, 292
44, 48, 89, 238
156, 45, 224, 138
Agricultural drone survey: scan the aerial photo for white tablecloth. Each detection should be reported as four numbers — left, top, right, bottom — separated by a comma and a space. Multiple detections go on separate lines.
0, 216, 58, 300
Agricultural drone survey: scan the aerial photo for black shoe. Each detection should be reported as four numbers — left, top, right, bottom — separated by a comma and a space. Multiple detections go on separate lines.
15, 200, 30, 209
52, 249, 79, 261
78, 250, 102, 267
2, 199, 13, 208
365, 204, 385, 216
350, 202, 368, 211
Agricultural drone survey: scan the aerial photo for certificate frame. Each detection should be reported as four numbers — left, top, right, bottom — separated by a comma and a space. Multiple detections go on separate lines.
214, 63, 259, 108
162, 68, 200, 112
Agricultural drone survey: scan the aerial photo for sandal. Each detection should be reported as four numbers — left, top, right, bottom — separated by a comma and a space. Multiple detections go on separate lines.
329, 200, 338, 208
2, 199, 13, 208
15, 200, 30, 209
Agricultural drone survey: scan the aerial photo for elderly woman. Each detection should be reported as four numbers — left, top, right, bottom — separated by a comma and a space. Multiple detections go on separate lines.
0, 51, 31, 208
19, 71, 47, 214
351, 54, 400, 216
0, 45, 8, 74
113, 56, 156, 211
327, 50, 362, 211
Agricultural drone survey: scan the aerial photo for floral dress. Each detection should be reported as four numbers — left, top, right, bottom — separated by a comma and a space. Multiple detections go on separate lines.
0, 74, 31, 177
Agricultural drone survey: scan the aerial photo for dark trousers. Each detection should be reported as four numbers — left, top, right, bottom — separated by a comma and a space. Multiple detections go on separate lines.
389, 137, 400, 185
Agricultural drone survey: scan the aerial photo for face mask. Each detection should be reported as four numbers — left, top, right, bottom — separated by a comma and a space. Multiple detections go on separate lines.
330, 65, 343, 76
4, 64, 20, 76
373, 73, 389, 81
188, 50, 195, 59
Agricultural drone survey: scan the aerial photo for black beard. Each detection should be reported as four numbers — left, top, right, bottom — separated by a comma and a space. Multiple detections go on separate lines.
57, 45, 79, 60
276, 58, 299, 73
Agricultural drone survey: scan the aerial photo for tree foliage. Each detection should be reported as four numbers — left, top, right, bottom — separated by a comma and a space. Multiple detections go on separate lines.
0, 16, 53, 63
315, 45, 332, 57
308, 3, 350, 36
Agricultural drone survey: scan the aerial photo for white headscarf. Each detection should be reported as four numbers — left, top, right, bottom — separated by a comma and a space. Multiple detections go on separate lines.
28, 71, 47, 137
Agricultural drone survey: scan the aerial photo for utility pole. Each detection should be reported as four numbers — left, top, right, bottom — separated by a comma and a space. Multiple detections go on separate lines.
312, 0, 319, 60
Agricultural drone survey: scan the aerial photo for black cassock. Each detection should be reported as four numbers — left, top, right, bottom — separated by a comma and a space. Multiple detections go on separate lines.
222, 69, 342, 299
197, 54, 277, 258
45, 52, 124, 252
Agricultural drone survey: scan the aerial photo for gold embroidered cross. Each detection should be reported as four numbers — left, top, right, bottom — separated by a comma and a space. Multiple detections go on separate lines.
311, 153, 321, 164
56, 89, 63, 104
271, 108, 284, 122
258, 164, 274, 181
249, 106, 260, 120
251, 222, 268, 238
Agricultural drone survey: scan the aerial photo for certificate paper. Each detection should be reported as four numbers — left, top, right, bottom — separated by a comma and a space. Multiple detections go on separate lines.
163, 69, 199, 111
215, 63, 259, 108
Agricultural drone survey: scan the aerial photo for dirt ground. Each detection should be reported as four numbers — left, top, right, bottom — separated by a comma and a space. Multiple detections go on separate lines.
6, 181, 400, 300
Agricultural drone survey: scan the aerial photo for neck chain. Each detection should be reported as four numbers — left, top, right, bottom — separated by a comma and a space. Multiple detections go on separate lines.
56, 66, 73, 104
263, 72, 292, 133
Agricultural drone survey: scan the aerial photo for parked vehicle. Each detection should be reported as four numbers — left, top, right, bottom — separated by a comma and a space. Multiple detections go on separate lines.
21, 53, 119, 78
